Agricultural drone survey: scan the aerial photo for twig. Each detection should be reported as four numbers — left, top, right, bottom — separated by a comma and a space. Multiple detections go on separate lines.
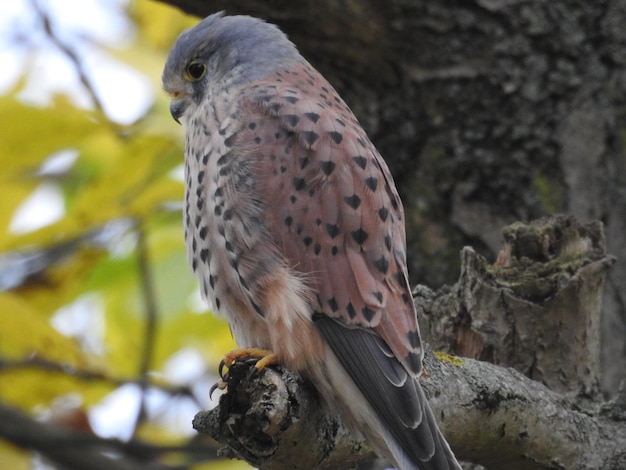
31, 0, 106, 115
0, 356, 196, 401
0, 401, 223, 470
134, 223, 160, 431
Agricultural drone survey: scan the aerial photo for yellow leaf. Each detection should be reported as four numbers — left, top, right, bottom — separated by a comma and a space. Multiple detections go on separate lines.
0, 95, 98, 178
0, 294, 84, 362
0, 293, 108, 408
0, 441, 30, 470
4, 245, 107, 319
191, 459, 252, 470
130, 0, 199, 51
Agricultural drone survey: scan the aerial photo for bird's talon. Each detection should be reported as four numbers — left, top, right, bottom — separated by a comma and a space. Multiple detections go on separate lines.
209, 377, 228, 399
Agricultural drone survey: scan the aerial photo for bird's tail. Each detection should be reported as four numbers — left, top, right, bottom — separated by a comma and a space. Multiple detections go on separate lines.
313, 315, 461, 470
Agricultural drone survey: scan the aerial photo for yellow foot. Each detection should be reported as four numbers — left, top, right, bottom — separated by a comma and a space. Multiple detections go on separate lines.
219, 347, 278, 378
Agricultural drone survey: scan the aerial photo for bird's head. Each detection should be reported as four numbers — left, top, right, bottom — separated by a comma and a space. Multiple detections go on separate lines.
162, 12, 300, 124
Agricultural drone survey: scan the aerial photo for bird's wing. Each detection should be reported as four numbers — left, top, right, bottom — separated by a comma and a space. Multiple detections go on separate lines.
238, 67, 423, 375
234, 64, 455, 467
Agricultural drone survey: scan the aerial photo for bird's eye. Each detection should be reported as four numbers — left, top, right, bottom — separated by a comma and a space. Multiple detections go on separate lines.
185, 61, 206, 81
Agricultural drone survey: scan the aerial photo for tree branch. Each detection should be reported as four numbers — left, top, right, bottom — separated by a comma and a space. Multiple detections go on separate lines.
0, 402, 178, 470
193, 216, 623, 469
194, 349, 626, 470
194, 361, 377, 470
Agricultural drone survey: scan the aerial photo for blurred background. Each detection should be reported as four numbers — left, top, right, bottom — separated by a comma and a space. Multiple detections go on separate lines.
0, 1, 244, 468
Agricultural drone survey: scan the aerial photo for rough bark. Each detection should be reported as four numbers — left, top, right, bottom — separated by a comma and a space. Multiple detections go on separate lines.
418, 216, 615, 401
193, 361, 377, 470
195, 351, 626, 470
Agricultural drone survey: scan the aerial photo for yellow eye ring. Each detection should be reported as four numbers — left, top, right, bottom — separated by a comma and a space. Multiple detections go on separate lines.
184, 61, 206, 81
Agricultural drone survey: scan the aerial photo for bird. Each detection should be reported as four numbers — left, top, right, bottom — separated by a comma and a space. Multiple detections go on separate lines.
162, 12, 461, 470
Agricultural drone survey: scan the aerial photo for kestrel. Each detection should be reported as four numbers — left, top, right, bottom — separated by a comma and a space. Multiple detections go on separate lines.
163, 13, 460, 470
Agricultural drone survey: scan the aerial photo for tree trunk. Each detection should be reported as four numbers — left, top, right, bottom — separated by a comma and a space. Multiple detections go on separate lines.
419, 216, 614, 401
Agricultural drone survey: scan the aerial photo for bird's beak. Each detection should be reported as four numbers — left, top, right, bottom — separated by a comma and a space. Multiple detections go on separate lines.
169, 98, 188, 125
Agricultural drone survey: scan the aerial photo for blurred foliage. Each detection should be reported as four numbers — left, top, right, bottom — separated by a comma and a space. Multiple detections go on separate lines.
0, 1, 241, 468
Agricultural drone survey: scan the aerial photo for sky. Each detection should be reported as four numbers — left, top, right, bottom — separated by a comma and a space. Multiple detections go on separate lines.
0, 0, 153, 123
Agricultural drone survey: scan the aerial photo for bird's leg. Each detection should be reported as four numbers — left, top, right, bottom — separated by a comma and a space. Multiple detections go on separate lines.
210, 348, 279, 397
220, 347, 278, 374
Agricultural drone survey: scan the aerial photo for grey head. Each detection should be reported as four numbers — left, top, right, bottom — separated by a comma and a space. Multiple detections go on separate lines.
162, 12, 301, 123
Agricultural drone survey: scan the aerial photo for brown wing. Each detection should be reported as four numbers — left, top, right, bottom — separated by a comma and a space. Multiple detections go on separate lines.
237, 61, 423, 378
232, 63, 462, 469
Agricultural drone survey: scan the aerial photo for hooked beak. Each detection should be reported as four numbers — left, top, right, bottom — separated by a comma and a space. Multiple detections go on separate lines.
169, 98, 188, 124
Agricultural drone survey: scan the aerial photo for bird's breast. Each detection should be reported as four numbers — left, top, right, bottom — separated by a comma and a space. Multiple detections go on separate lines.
182, 96, 279, 348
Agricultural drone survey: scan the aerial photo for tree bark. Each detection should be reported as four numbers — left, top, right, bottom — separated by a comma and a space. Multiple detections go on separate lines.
195, 349, 626, 469
193, 362, 377, 470
418, 216, 614, 401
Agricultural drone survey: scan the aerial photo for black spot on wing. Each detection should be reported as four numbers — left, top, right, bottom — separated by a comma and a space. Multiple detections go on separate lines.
301, 130, 320, 147
326, 223, 340, 239
304, 112, 320, 123
328, 131, 343, 144
320, 160, 336, 176
378, 207, 389, 222
374, 256, 390, 274
352, 155, 367, 169
351, 228, 369, 245
224, 134, 237, 147
346, 302, 357, 319
293, 177, 307, 191
407, 330, 422, 349
344, 194, 361, 210
384, 234, 392, 251
362, 306, 376, 322
283, 114, 300, 127
365, 176, 378, 191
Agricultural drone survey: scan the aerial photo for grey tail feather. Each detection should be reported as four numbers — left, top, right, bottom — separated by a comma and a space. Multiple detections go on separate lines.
314, 315, 461, 470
